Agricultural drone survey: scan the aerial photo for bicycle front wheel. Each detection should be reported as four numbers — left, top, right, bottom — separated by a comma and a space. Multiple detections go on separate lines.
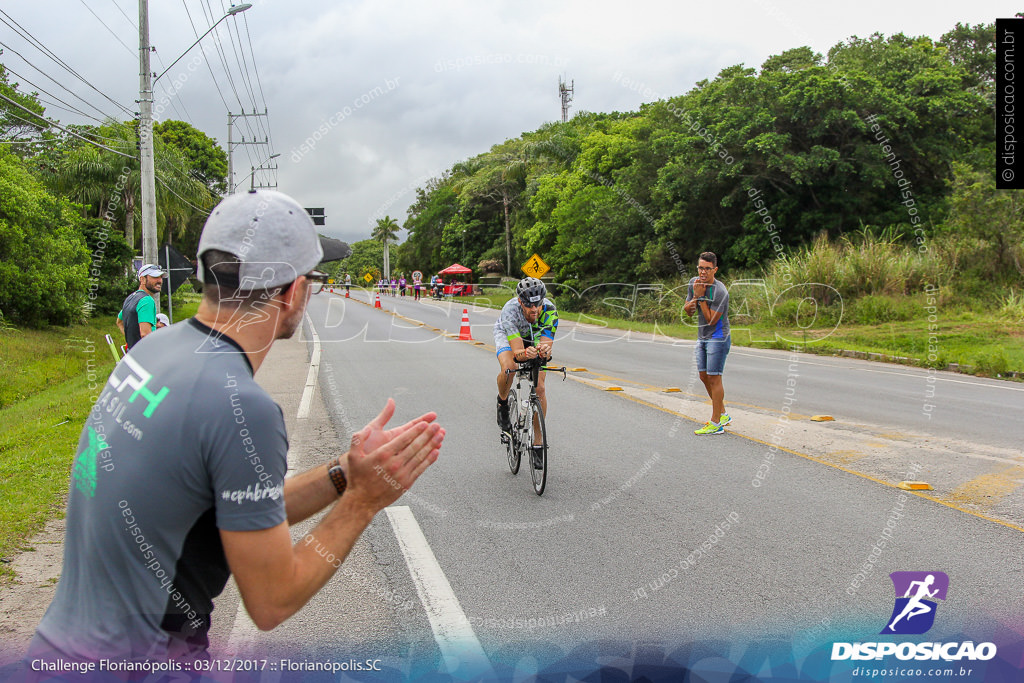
506, 388, 521, 474
529, 396, 547, 495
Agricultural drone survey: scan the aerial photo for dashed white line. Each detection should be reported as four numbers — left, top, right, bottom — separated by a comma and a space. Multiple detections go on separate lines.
385, 505, 495, 679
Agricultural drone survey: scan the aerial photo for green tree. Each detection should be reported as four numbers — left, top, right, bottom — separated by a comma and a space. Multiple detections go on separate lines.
154, 120, 228, 194
50, 120, 213, 251
331, 239, 394, 283
0, 64, 48, 149
939, 22, 996, 95
79, 218, 135, 315
943, 161, 1024, 277
0, 150, 89, 327
401, 178, 458, 274
452, 140, 532, 275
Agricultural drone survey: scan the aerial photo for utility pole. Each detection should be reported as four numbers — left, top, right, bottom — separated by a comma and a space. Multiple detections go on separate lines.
139, 0, 252, 310
138, 0, 158, 278
228, 109, 271, 192
559, 76, 574, 123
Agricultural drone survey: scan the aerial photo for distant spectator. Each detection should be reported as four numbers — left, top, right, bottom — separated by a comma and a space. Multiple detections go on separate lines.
117, 263, 164, 350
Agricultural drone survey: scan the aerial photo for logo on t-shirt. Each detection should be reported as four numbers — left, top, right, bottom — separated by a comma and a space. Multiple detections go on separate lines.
107, 355, 170, 418
72, 427, 109, 498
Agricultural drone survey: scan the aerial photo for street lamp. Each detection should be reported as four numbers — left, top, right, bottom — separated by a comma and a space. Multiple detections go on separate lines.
237, 153, 280, 192
138, 2, 253, 306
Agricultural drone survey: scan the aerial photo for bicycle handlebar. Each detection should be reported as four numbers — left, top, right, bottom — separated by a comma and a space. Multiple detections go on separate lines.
504, 361, 567, 380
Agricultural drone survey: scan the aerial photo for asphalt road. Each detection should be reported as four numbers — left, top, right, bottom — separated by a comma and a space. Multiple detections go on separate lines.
220, 291, 1024, 680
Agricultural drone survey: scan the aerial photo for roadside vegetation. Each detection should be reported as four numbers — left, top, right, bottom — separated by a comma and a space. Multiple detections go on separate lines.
0, 296, 200, 578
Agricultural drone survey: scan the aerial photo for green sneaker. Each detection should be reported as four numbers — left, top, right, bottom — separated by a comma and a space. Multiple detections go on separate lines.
718, 414, 731, 427
694, 421, 724, 435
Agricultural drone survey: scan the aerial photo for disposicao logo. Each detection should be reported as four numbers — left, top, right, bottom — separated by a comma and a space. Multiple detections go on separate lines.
882, 571, 948, 635
831, 571, 997, 663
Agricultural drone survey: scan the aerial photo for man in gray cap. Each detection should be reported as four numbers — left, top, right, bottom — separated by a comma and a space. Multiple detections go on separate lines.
27, 190, 445, 666
116, 262, 164, 350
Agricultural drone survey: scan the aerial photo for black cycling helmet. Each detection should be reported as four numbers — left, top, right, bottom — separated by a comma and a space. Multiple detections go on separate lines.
516, 277, 546, 306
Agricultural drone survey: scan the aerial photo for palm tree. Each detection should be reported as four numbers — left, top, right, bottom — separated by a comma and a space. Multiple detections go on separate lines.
372, 215, 400, 278
52, 119, 213, 249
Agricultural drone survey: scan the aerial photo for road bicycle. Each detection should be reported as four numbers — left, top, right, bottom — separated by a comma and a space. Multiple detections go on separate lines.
501, 356, 565, 495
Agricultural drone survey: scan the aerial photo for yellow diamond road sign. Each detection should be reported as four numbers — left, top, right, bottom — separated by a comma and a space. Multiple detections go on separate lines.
522, 253, 550, 278
363, 273, 374, 283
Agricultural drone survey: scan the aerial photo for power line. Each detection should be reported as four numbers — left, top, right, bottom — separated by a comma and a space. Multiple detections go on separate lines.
0, 8, 134, 117
71, 0, 194, 126
220, 1, 270, 150
0, 92, 134, 158
108, 0, 136, 30
156, 174, 212, 215
200, 0, 259, 159
181, 0, 230, 112
77, 0, 135, 56
241, 13, 273, 153
0, 40, 120, 122
1, 63, 107, 124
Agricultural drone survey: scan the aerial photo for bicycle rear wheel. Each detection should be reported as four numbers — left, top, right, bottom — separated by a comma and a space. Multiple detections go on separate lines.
529, 396, 547, 495
506, 388, 521, 474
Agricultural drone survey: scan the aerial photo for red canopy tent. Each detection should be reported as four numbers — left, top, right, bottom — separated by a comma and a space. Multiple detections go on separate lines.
437, 263, 472, 275
436, 263, 473, 296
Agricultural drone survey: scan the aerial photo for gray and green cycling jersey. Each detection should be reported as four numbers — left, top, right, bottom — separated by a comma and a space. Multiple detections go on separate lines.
493, 297, 558, 354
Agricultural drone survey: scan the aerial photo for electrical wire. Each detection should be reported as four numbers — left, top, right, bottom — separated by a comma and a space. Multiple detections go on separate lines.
156, 174, 212, 215
0, 92, 134, 158
0, 8, 134, 117
0, 40, 120, 122
2, 64, 107, 124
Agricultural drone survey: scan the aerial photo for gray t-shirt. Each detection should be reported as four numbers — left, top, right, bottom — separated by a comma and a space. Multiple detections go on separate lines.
688, 277, 730, 340
29, 319, 288, 664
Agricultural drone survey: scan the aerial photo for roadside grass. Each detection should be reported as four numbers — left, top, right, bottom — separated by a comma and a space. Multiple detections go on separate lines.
0, 300, 200, 579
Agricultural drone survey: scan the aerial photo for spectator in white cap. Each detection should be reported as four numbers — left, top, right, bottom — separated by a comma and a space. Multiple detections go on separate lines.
116, 262, 164, 350
26, 190, 445, 668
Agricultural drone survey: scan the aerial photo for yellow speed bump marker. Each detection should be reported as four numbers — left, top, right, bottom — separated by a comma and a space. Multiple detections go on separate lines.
571, 367, 587, 372
663, 387, 681, 393
811, 415, 835, 422
605, 386, 624, 392
898, 481, 933, 491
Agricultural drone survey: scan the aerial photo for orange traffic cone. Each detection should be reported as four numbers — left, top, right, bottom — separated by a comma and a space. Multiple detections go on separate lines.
345, 289, 350, 298
458, 308, 473, 340
374, 294, 381, 309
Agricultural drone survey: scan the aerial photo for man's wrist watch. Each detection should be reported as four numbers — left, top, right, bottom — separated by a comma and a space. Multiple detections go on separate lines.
327, 458, 347, 497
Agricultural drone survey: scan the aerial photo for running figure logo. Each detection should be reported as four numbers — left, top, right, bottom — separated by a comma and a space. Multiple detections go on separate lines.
881, 571, 949, 635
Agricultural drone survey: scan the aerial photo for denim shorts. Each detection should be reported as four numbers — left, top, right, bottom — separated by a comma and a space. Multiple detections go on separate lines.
695, 337, 731, 375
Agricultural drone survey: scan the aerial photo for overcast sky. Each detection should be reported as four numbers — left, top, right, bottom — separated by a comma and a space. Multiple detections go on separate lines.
2, 0, 1014, 247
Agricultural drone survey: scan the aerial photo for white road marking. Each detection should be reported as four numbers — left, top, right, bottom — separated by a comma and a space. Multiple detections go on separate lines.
385, 506, 495, 679
297, 314, 321, 419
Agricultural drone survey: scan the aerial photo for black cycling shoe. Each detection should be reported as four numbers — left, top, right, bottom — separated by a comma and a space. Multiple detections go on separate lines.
497, 397, 511, 433
531, 445, 544, 469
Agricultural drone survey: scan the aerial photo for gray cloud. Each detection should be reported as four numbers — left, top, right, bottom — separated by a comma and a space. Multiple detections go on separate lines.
4, 0, 1005, 247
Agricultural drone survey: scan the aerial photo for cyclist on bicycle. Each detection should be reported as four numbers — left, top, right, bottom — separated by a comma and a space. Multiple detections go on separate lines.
494, 277, 558, 466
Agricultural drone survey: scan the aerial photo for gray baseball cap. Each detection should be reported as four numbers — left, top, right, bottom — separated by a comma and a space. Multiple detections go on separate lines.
197, 190, 351, 290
